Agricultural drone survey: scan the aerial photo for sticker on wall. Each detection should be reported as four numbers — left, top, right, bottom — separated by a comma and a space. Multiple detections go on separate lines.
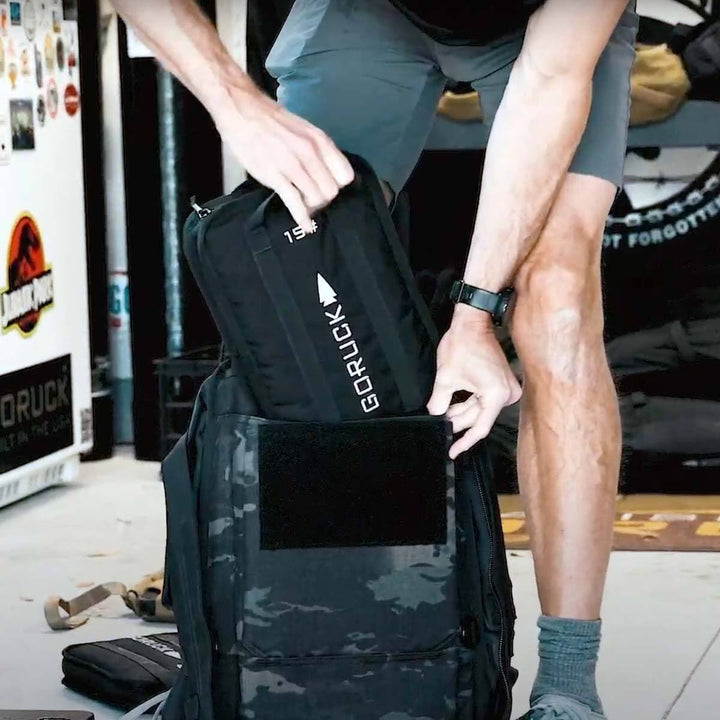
43, 31, 52, 71
61, 0, 75, 22
9, 1, 20, 26
7, 60, 16, 88
18, 43, 29, 76
36, 93, 44, 125
1, 214, 54, 335
66, 41, 74, 77
46, 76, 56, 117
0, 4, 8, 37
32, 0, 47, 28
55, 34, 62, 70
63, 22, 75, 74
10, 98, 34, 149
63, 80, 77, 116
22, 0, 35, 41
34, 42, 41, 87
0, 108, 10, 165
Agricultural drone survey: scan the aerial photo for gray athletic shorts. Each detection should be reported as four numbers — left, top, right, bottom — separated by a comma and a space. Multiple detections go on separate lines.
267, 0, 639, 192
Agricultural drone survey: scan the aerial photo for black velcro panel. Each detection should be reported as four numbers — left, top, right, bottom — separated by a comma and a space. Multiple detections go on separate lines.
259, 417, 449, 550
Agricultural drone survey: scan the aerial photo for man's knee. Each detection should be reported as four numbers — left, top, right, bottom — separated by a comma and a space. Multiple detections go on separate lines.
511, 209, 607, 376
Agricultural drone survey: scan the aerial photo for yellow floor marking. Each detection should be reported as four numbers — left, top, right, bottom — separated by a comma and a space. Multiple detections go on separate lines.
696, 522, 720, 537
499, 496, 720, 515
613, 521, 668, 537
618, 510, 720, 515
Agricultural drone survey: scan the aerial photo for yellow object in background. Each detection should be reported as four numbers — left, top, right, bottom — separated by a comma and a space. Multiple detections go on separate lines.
630, 43, 691, 126
437, 90, 484, 122
436, 43, 691, 127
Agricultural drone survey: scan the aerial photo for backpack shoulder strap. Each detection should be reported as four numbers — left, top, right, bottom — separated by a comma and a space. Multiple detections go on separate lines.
161, 435, 215, 720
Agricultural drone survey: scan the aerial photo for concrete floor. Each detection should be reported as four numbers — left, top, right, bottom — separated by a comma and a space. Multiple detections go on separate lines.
0, 452, 718, 719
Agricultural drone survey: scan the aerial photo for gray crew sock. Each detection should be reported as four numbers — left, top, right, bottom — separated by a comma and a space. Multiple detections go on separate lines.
529, 615, 603, 715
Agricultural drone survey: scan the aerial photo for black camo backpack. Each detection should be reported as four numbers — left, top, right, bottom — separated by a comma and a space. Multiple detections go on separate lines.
158, 155, 517, 719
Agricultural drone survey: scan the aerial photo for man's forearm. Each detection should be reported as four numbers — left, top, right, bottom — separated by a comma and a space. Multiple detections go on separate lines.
462, 57, 593, 296
109, 0, 355, 232
109, 0, 255, 115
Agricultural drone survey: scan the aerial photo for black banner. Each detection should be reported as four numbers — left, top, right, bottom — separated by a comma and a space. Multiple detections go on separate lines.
0, 355, 74, 474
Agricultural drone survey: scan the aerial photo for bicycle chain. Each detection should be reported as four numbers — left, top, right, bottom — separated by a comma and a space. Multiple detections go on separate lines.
606, 172, 720, 227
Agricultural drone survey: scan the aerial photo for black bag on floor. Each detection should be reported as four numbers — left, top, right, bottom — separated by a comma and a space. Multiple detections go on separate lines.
183, 154, 438, 422
61, 633, 182, 710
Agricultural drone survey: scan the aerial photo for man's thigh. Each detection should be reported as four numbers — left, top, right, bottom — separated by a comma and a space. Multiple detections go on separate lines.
266, 0, 446, 193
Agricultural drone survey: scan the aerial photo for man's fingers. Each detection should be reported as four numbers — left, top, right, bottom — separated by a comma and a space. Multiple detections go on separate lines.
508, 377, 523, 405
448, 402, 480, 435
312, 128, 355, 188
450, 423, 487, 460
295, 134, 341, 205
283, 157, 326, 215
427, 375, 456, 417
286, 115, 354, 191
446, 395, 477, 420
474, 389, 508, 437
449, 390, 507, 459
273, 177, 312, 233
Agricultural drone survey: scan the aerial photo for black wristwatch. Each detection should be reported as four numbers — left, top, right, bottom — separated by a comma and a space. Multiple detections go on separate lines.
449, 281, 515, 327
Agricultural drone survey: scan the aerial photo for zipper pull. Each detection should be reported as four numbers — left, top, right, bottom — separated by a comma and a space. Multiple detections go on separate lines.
190, 195, 212, 219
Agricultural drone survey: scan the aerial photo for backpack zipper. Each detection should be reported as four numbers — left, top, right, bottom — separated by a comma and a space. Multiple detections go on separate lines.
471, 452, 511, 709
236, 630, 461, 667
190, 196, 212, 219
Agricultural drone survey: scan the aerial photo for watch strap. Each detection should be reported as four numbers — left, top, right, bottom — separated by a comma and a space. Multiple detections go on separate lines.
449, 281, 514, 326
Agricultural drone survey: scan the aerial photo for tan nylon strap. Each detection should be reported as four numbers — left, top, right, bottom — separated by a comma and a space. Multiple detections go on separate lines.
44, 581, 128, 630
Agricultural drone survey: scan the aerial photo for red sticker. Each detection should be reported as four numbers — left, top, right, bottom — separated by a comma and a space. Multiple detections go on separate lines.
63, 83, 79, 117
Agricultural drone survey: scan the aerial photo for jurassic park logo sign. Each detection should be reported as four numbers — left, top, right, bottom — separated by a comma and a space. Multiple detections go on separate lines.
1, 214, 55, 335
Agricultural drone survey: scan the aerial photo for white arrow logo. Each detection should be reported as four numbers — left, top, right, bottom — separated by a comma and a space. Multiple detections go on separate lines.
317, 273, 337, 307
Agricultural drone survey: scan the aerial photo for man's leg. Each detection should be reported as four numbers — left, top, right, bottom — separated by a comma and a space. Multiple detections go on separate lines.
448, 5, 634, 716
510, 173, 620, 717
266, 0, 446, 197
513, 173, 620, 620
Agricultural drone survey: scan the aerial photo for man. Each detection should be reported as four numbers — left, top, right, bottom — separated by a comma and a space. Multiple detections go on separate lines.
110, 1, 638, 717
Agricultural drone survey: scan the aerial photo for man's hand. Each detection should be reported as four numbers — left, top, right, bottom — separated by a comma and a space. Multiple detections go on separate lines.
107, 0, 354, 233
212, 86, 355, 233
427, 309, 522, 459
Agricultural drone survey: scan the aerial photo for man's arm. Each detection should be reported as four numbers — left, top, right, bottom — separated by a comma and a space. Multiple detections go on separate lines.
108, 0, 353, 231
459, 0, 630, 308
428, 0, 631, 456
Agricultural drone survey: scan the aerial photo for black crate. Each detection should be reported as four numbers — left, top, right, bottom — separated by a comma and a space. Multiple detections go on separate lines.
154, 345, 222, 458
